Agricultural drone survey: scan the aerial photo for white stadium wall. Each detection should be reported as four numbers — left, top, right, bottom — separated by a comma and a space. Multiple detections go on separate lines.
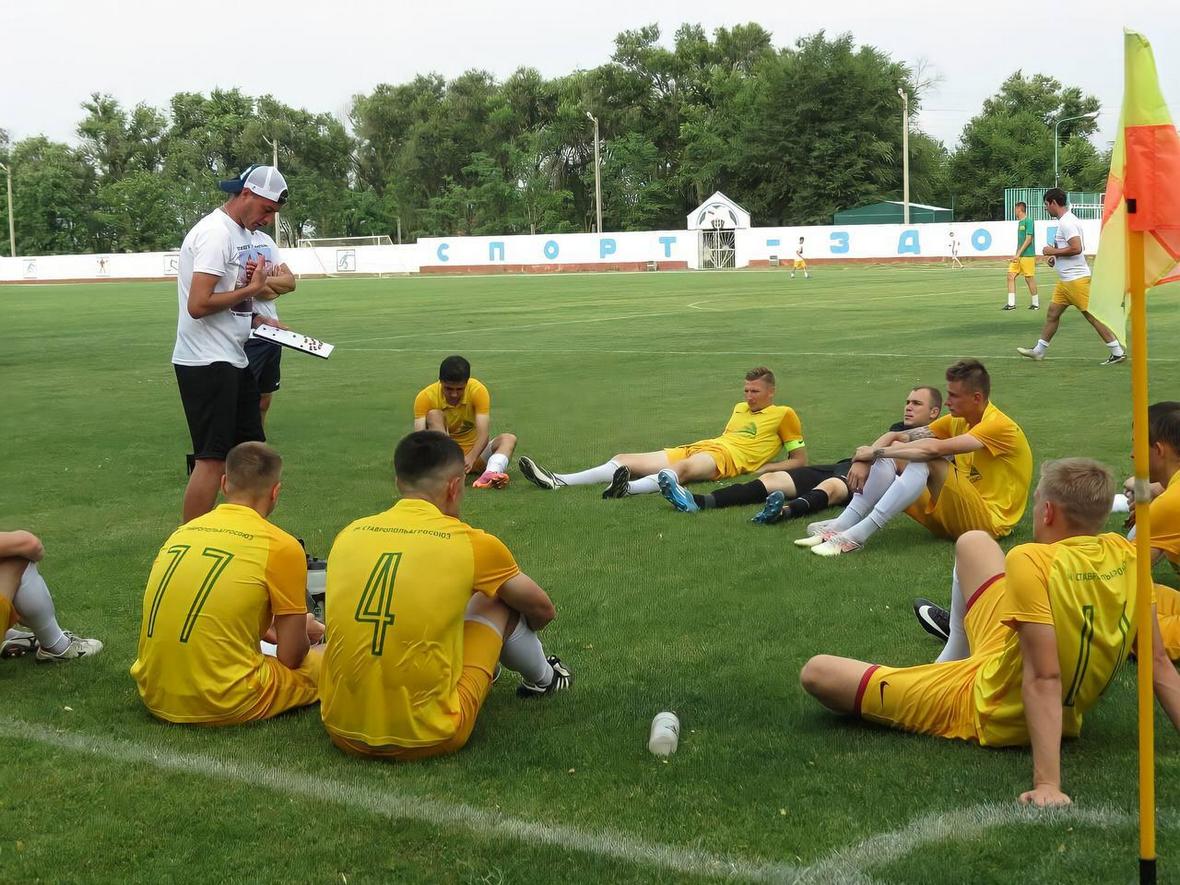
0, 220, 1100, 283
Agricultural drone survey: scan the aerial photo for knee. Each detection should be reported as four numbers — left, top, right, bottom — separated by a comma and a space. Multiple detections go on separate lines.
500, 432, 517, 447
799, 655, 831, 698
955, 530, 995, 557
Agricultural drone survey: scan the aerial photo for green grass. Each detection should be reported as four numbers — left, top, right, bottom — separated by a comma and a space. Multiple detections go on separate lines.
2, 263, 1179, 883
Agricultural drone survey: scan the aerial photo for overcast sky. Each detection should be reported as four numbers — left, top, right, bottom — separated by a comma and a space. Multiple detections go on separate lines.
3, 0, 1177, 152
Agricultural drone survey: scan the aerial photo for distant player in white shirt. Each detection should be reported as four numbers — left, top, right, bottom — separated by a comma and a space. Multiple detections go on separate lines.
173, 164, 290, 523
243, 230, 296, 428
791, 236, 809, 278
1017, 188, 1126, 366
948, 231, 964, 269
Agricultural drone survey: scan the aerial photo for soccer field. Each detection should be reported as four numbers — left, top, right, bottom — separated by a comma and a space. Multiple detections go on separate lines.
3, 264, 1180, 883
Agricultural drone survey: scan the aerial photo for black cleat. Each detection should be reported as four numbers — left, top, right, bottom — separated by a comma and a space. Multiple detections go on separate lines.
913, 598, 951, 642
519, 456, 563, 490
1029, 304, 1040, 310
601, 464, 631, 499
1001, 304, 1017, 311
1100, 353, 1127, 366
517, 656, 572, 698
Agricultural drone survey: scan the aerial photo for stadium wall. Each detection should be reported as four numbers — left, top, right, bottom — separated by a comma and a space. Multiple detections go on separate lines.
0, 220, 1100, 283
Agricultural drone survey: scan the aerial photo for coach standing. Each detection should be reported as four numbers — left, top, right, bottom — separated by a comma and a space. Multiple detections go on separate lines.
173, 164, 289, 522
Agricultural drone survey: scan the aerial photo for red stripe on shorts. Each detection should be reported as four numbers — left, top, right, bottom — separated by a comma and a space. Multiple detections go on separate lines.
966, 573, 1004, 614
854, 664, 881, 715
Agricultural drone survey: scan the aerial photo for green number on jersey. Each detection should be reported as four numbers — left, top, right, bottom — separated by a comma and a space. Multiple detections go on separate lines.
146, 545, 190, 637
1064, 605, 1096, 707
355, 552, 403, 656
145, 545, 235, 642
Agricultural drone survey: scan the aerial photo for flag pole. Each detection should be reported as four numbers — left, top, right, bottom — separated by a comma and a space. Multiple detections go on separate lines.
1129, 220, 1156, 885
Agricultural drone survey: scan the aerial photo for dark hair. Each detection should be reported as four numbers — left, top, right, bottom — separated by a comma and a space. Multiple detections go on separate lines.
439, 355, 471, 384
912, 385, 943, 411
1015, 201, 1027, 212
945, 359, 990, 398
1044, 188, 1068, 208
745, 366, 776, 385
394, 431, 464, 486
1148, 401, 1180, 451
225, 441, 282, 492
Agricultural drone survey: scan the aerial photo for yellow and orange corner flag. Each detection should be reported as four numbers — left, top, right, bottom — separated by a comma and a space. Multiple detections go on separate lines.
1090, 29, 1180, 885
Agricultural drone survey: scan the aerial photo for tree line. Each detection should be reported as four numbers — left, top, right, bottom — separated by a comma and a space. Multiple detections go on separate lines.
0, 24, 1109, 257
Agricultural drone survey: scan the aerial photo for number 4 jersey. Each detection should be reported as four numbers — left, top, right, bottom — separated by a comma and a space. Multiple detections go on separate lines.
130, 504, 309, 722
319, 499, 520, 749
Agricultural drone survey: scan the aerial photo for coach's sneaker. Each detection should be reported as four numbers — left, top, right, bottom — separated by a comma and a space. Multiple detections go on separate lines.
1, 629, 37, 659
811, 533, 863, 557
517, 656, 573, 698
752, 491, 787, 525
601, 465, 631, 499
35, 632, 103, 662
913, 598, 951, 643
473, 471, 509, 489
519, 456, 563, 490
1100, 352, 1127, 366
657, 469, 697, 513
1016, 346, 1045, 361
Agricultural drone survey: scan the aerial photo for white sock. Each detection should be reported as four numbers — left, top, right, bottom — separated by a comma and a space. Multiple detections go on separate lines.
1030, 292, 1040, 307
843, 462, 929, 546
1107, 339, 1126, 357
626, 474, 661, 495
828, 459, 897, 531
486, 453, 509, 474
13, 563, 68, 654
555, 460, 619, 486
1034, 338, 1051, 354
499, 618, 552, 685
1112, 493, 1131, 514
936, 566, 971, 663
1007, 291, 1015, 307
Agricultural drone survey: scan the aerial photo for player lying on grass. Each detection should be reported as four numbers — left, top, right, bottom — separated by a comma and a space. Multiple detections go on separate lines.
519, 367, 805, 499
0, 530, 102, 661
414, 355, 517, 489
801, 458, 1180, 807
131, 442, 324, 725
657, 386, 941, 520
320, 431, 571, 760
800, 359, 1032, 557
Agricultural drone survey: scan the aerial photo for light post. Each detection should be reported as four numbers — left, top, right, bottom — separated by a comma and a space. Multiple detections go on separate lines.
0, 161, 13, 257
585, 111, 603, 234
897, 87, 910, 225
262, 135, 281, 246
1054, 111, 1100, 187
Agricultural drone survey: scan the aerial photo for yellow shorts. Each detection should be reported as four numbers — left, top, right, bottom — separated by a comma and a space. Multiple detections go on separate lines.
905, 465, 1004, 539
1156, 583, 1180, 661
1007, 257, 1035, 277
665, 442, 740, 480
793, 259, 806, 269
331, 620, 502, 760
1, 595, 17, 631
204, 649, 323, 726
1051, 278, 1091, 311
856, 574, 1009, 742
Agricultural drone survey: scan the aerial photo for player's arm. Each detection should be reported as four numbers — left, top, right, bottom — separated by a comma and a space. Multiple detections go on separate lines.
497, 572, 557, 632
758, 445, 807, 473
1016, 234, 1033, 259
413, 417, 428, 431
272, 612, 311, 670
187, 262, 270, 319
1150, 608, 1180, 732
854, 432, 981, 464
256, 263, 296, 300
0, 530, 44, 562
1044, 235, 1083, 258
1016, 622, 1070, 807
467, 414, 492, 472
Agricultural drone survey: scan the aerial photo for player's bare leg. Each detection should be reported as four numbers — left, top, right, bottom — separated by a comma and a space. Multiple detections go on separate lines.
1018, 303, 1066, 360
1080, 311, 1127, 364
800, 654, 876, 714
1004, 270, 1019, 310
611, 451, 690, 498
0, 556, 101, 661
759, 471, 799, 496
917, 531, 1008, 662
183, 458, 224, 524
1024, 274, 1039, 308
473, 432, 517, 489
258, 393, 274, 428
425, 410, 448, 433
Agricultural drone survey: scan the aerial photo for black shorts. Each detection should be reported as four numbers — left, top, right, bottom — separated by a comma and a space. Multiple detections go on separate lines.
245, 337, 282, 394
787, 459, 853, 493
174, 362, 265, 461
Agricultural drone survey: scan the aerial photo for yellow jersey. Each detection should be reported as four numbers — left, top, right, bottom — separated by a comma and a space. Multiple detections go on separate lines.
413, 379, 491, 452
320, 498, 520, 748
927, 402, 1032, 534
694, 403, 803, 474
1148, 470, 1180, 565
973, 534, 1141, 745
130, 504, 308, 723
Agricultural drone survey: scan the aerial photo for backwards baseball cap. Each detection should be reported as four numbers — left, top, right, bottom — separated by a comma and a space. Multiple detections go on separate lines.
218, 164, 288, 204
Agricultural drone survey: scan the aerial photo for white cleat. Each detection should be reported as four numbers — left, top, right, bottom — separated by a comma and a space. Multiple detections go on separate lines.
35, 632, 103, 662
811, 533, 864, 557
1016, 347, 1045, 361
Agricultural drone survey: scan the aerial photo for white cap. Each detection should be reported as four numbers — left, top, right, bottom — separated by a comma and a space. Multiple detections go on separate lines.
219, 164, 288, 203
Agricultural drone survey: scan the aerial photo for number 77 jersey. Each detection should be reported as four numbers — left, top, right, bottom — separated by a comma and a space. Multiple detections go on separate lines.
319, 498, 520, 749
130, 503, 309, 723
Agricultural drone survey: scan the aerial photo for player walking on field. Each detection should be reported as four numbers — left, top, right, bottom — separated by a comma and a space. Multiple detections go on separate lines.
1017, 188, 1126, 365
791, 236, 809, 278
1003, 201, 1039, 310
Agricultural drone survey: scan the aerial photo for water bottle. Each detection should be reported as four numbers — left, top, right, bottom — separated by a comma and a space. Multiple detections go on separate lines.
648, 712, 680, 757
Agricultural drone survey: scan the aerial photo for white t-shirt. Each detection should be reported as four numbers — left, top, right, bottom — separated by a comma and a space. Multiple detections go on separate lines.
247, 232, 282, 322
1052, 210, 1091, 281
172, 208, 256, 368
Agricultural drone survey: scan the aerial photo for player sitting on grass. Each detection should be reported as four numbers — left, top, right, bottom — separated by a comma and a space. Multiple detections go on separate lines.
519, 367, 805, 499
801, 359, 1032, 557
0, 530, 102, 661
319, 431, 571, 760
801, 458, 1180, 807
131, 442, 324, 725
658, 386, 941, 520
414, 355, 517, 489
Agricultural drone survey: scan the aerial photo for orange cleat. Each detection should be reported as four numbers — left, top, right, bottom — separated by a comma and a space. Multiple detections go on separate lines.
473, 471, 509, 489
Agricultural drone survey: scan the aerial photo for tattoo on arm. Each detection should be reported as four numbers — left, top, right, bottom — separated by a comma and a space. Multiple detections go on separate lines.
904, 428, 934, 442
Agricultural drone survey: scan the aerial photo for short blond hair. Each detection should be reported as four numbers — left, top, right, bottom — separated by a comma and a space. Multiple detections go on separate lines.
1036, 458, 1114, 531
225, 442, 283, 494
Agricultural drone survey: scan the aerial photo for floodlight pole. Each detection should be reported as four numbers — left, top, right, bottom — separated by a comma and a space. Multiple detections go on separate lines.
897, 87, 910, 225
586, 111, 603, 234
0, 162, 13, 257
263, 135, 281, 246
1053, 112, 1100, 187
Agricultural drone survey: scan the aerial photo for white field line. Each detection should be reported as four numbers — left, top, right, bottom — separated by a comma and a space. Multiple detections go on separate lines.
3, 718, 1175, 883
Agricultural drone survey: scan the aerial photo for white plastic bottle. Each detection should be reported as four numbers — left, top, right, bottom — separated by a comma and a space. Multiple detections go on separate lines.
648, 711, 680, 757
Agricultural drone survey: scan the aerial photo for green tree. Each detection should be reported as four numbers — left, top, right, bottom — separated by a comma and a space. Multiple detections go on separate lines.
7, 137, 97, 255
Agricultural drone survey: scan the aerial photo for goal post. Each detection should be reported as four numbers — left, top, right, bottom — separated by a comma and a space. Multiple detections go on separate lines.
294, 235, 413, 278
296, 235, 394, 248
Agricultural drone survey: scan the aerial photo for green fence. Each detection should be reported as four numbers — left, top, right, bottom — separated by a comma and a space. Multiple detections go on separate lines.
1004, 188, 1104, 221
